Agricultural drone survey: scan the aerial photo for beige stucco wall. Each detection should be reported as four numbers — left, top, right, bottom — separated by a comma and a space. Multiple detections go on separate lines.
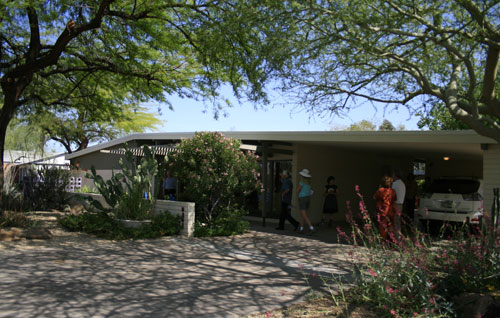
290, 143, 415, 224
483, 144, 500, 216
290, 143, 484, 224
69, 142, 139, 189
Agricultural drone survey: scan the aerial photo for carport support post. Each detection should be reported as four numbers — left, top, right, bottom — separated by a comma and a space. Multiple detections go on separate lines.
261, 151, 268, 227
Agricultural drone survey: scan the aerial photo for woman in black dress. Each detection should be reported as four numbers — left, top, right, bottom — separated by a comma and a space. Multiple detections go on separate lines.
321, 176, 339, 227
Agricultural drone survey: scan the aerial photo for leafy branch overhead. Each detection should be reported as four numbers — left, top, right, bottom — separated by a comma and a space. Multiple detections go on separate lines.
282, 0, 500, 141
0, 0, 295, 187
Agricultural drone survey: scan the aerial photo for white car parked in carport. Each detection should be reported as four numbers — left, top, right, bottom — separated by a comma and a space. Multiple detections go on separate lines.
415, 177, 483, 227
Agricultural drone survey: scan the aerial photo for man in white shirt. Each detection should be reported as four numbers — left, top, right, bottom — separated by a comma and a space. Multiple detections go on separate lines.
392, 170, 406, 239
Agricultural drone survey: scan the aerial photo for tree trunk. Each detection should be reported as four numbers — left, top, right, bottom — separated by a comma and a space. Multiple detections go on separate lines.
0, 77, 32, 203
0, 88, 20, 201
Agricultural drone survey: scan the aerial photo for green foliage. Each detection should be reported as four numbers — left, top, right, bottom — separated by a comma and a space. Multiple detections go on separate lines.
345, 119, 401, 131
280, 0, 500, 141
0, 0, 296, 166
26, 102, 162, 153
334, 186, 500, 317
417, 103, 471, 131
346, 120, 377, 131
25, 166, 71, 210
59, 211, 181, 240
194, 207, 249, 237
5, 118, 47, 153
74, 185, 98, 194
86, 145, 161, 220
378, 119, 396, 131
169, 132, 260, 229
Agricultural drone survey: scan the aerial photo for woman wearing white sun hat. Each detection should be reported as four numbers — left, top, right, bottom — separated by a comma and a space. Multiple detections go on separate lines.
296, 168, 314, 234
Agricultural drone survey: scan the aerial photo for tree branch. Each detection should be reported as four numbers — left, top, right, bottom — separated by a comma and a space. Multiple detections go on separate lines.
25, 6, 41, 62
6, 0, 114, 78
455, 0, 500, 42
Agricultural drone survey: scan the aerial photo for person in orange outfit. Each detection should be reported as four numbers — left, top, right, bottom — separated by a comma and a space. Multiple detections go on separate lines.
373, 176, 397, 239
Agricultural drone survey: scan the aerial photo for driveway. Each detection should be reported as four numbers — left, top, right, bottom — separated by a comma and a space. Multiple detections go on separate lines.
0, 223, 356, 318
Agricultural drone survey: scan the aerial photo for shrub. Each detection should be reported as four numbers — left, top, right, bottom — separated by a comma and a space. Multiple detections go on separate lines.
194, 207, 249, 237
59, 211, 181, 240
169, 132, 260, 234
0, 210, 29, 228
25, 166, 71, 210
86, 145, 161, 220
1, 166, 23, 211
334, 186, 500, 318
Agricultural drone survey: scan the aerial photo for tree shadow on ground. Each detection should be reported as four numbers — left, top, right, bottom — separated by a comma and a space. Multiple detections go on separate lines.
0, 226, 357, 318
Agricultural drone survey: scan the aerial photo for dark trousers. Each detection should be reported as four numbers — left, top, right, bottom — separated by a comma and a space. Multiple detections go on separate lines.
278, 202, 299, 229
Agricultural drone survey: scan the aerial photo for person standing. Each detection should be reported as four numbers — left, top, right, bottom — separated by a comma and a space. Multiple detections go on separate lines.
391, 170, 406, 238
404, 173, 418, 223
276, 170, 299, 231
321, 176, 339, 227
163, 169, 177, 200
297, 168, 314, 234
374, 176, 397, 239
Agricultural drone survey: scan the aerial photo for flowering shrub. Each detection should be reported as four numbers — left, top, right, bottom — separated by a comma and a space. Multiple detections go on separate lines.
169, 132, 260, 234
336, 186, 500, 318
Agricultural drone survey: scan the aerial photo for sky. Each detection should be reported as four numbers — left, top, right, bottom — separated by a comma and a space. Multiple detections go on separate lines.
150, 86, 421, 133
47, 86, 422, 153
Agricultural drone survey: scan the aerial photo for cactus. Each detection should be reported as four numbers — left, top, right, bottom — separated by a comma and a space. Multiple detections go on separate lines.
86, 145, 162, 220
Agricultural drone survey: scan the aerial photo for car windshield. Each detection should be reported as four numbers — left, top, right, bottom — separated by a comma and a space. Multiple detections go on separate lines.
428, 179, 480, 194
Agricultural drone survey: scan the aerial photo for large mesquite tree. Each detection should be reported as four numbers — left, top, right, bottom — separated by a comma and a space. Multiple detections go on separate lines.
0, 0, 294, 190
281, 0, 500, 141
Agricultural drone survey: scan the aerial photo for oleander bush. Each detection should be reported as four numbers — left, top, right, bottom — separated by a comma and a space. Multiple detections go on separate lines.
169, 132, 260, 236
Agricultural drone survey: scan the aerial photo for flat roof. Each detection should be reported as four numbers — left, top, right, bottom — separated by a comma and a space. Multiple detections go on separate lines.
65, 130, 497, 160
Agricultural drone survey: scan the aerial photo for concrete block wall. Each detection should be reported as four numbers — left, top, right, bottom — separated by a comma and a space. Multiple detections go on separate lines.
152, 200, 195, 237
69, 193, 195, 237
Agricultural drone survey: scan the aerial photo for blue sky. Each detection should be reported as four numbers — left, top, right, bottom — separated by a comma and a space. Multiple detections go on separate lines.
151, 86, 421, 133
48, 87, 422, 153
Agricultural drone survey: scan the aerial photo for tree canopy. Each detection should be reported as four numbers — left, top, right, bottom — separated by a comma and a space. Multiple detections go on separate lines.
343, 119, 402, 131
5, 118, 46, 153
417, 103, 470, 130
0, 0, 294, 187
281, 0, 500, 141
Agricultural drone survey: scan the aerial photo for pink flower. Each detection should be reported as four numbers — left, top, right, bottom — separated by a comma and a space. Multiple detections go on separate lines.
312, 273, 317, 278
266, 312, 272, 317
369, 268, 377, 277
355, 185, 360, 192
391, 309, 396, 316
385, 286, 395, 294
298, 263, 302, 269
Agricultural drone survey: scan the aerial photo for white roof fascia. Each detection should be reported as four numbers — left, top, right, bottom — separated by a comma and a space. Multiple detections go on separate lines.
65, 130, 496, 160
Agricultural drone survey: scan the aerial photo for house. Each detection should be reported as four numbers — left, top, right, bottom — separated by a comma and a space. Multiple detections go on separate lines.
65, 130, 499, 223
4, 150, 69, 183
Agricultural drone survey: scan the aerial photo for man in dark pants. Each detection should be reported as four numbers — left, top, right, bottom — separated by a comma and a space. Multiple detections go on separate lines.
276, 170, 299, 231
